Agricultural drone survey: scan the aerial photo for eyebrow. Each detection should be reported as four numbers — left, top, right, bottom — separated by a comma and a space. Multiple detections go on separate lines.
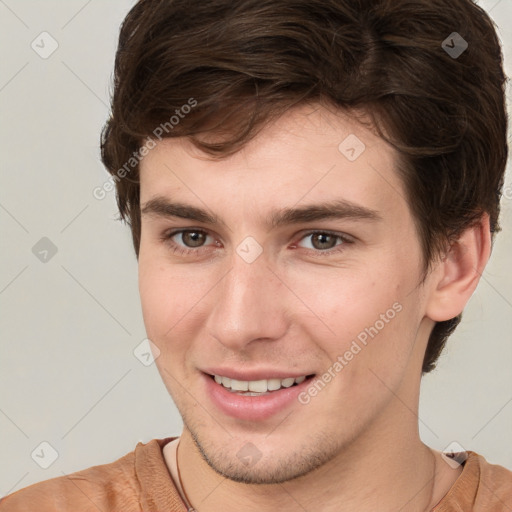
140, 196, 382, 228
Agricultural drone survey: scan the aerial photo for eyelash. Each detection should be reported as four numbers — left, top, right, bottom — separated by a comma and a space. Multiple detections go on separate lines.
160, 229, 353, 258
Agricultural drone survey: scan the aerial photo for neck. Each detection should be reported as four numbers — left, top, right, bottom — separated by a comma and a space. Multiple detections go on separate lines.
176, 415, 440, 512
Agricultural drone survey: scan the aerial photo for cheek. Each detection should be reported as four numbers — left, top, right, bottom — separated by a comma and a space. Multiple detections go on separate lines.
138, 249, 213, 348
289, 266, 423, 420
138, 246, 181, 339
288, 266, 399, 335
286, 253, 421, 369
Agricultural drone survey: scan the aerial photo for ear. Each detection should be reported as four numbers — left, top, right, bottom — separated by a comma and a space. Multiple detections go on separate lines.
425, 214, 491, 322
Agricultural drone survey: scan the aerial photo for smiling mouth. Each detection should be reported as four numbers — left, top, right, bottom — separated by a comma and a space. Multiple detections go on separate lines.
208, 373, 316, 396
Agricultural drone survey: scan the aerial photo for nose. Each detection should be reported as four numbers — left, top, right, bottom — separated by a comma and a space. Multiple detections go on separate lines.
206, 250, 290, 351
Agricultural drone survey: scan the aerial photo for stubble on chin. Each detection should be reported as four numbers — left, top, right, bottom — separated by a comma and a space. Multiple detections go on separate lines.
184, 423, 344, 485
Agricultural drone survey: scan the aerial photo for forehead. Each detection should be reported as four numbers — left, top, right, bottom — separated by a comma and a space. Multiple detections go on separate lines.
138, 104, 408, 223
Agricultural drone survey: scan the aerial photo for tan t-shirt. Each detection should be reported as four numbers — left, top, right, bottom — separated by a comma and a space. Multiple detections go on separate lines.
1, 437, 511, 511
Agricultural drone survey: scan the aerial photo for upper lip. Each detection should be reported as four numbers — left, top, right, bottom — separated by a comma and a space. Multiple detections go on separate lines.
202, 368, 315, 381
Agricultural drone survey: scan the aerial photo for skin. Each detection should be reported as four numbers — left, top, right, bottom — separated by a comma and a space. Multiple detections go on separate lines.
138, 103, 490, 511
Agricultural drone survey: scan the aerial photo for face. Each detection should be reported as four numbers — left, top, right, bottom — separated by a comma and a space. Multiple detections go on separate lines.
138, 104, 435, 484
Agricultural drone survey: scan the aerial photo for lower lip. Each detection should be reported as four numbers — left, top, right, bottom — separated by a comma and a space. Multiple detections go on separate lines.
202, 373, 315, 422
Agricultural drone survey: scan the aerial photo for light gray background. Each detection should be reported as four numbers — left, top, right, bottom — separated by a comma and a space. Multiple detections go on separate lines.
0, 0, 511, 495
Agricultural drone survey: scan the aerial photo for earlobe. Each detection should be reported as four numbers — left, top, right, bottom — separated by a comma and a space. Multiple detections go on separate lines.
425, 214, 491, 322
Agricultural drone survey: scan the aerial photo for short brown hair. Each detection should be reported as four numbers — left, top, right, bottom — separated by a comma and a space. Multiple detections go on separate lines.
100, 0, 508, 373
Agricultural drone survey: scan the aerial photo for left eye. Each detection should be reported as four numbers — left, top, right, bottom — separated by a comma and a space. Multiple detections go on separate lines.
298, 232, 346, 251
172, 230, 210, 248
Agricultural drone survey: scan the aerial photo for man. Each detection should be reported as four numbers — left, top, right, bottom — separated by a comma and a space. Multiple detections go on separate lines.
2, 0, 511, 510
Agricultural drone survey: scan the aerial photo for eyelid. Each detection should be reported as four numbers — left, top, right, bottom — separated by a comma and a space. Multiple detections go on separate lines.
292, 229, 354, 257
164, 228, 214, 245
161, 228, 218, 256
296, 229, 355, 244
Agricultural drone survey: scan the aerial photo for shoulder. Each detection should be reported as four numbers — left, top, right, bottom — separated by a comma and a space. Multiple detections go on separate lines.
0, 438, 175, 512
435, 451, 512, 511
472, 452, 512, 508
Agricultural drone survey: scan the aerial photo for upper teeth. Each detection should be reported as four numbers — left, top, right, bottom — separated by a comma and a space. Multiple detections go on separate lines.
214, 375, 306, 392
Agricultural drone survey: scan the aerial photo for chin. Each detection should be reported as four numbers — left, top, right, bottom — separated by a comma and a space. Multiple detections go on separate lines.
188, 425, 342, 485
